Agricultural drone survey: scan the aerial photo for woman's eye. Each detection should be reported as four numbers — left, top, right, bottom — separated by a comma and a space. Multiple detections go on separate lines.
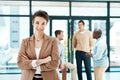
42, 22, 46, 25
36, 21, 39, 24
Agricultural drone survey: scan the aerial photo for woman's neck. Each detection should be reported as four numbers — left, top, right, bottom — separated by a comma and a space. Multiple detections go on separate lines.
35, 32, 44, 41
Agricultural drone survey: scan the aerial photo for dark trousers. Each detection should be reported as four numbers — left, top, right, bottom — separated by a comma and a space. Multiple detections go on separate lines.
75, 50, 92, 80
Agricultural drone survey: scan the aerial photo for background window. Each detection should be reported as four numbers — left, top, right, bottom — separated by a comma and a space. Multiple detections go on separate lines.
32, 1, 69, 16
52, 20, 68, 61
110, 18, 120, 71
0, 17, 29, 73
0, 1, 29, 15
110, 3, 120, 16
72, 2, 107, 16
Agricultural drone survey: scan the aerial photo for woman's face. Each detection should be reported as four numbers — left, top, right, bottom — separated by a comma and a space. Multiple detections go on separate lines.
32, 16, 47, 34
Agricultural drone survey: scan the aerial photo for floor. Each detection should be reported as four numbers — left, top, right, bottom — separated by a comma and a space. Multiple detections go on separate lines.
0, 72, 120, 80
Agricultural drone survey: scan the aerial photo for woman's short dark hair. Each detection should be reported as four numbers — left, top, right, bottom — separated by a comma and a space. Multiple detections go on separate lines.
32, 10, 49, 23
55, 30, 63, 37
78, 20, 85, 25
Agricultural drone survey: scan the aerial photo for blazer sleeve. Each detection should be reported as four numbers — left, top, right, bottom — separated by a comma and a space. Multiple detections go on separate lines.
40, 38, 60, 71
17, 39, 33, 70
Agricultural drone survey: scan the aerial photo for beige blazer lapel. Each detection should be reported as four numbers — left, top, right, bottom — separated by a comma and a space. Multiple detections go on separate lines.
39, 34, 50, 58
29, 35, 36, 59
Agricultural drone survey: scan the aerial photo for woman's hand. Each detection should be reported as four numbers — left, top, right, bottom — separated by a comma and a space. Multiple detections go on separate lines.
36, 56, 51, 65
43, 56, 51, 63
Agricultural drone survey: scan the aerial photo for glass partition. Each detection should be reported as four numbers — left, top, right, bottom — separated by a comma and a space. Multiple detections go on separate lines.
110, 18, 120, 71
52, 20, 68, 61
72, 2, 107, 16
0, 17, 29, 73
110, 3, 120, 16
0, 1, 29, 15
32, 1, 69, 16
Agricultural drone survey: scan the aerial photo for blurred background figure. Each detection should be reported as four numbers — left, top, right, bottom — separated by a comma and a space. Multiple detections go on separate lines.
55, 30, 76, 80
92, 28, 109, 80
72, 20, 94, 80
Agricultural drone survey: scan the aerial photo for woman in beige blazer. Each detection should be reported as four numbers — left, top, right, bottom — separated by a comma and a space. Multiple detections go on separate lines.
17, 10, 60, 80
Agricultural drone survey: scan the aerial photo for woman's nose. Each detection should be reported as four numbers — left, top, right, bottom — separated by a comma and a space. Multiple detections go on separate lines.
38, 24, 42, 27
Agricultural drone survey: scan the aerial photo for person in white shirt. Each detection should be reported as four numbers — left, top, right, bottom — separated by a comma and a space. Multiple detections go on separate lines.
55, 30, 76, 80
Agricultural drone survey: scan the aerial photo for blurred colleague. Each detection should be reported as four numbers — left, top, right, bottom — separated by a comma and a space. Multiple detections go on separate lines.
17, 10, 60, 80
55, 30, 76, 80
72, 20, 94, 80
92, 29, 109, 80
